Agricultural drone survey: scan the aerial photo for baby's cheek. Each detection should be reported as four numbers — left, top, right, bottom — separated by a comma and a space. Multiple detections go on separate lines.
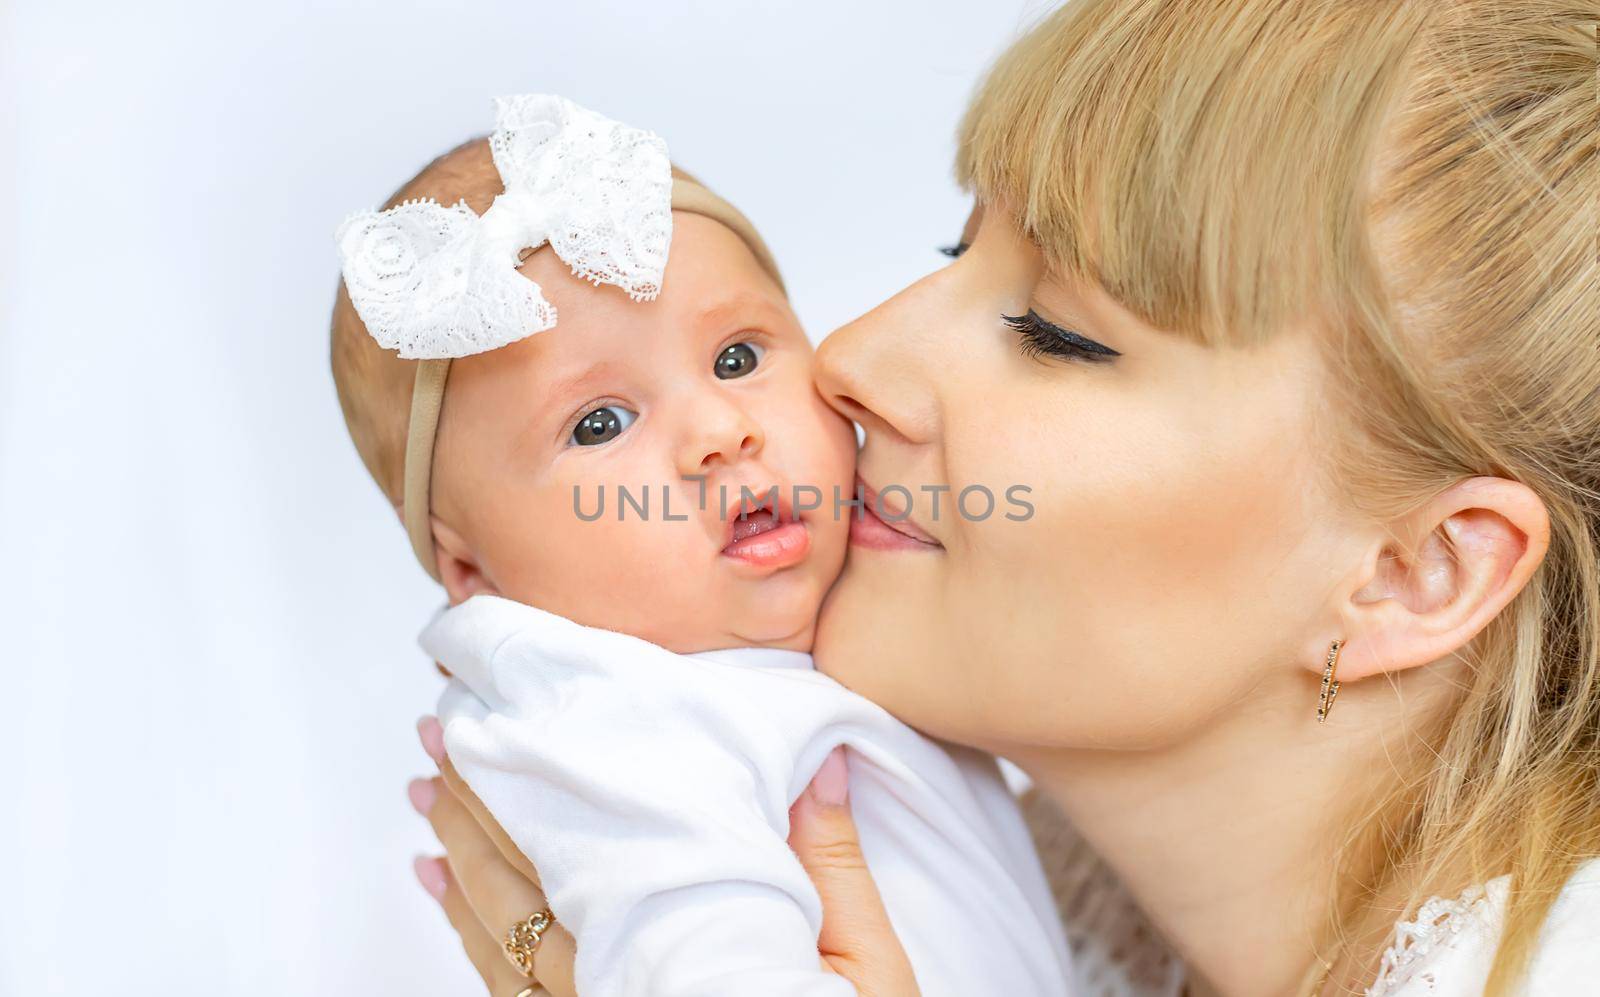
525, 514, 718, 643
813, 421, 860, 584
809, 388, 859, 481
801, 394, 858, 501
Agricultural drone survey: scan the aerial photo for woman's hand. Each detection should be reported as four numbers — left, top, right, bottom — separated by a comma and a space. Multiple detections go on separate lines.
787, 747, 920, 996
409, 716, 578, 997
408, 723, 915, 997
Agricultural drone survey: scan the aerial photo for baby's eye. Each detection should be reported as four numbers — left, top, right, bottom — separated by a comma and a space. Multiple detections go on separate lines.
714, 341, 765, 380
569, 405, 637, 446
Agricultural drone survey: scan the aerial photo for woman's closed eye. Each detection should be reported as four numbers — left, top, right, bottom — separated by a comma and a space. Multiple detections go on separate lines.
569, 404, 638, 446
1003, 310, 1121, 364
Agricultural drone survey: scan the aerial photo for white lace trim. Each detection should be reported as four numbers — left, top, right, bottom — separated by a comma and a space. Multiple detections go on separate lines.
336, 94, 672, 360
1365, 884, 1492, 997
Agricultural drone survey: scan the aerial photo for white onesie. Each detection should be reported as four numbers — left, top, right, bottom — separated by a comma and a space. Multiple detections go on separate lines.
426, 594, 1074, 997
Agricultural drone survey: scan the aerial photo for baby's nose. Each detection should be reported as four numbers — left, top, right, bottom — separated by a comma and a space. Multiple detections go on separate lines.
676, 398, 765, 477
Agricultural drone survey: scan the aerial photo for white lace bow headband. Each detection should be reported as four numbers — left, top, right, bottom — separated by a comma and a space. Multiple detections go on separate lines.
335, 94, 783, 580
337, 93, 674, 360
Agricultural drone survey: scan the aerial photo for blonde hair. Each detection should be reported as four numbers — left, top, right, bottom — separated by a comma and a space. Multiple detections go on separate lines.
958, 1, 1598, 991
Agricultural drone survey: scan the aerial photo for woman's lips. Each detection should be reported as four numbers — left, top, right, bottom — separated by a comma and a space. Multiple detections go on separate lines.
851, 479, 944, 552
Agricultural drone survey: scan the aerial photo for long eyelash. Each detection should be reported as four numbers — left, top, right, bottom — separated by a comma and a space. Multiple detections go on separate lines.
938, 242, 970, 258
1001, 310, 1120, 364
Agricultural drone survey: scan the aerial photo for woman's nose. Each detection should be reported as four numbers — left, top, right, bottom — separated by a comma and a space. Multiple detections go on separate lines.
675, 394, 765, 477
814, 284, 942, 447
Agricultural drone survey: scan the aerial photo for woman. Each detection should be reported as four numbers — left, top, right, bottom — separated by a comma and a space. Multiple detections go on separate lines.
407, 1, 1599, 994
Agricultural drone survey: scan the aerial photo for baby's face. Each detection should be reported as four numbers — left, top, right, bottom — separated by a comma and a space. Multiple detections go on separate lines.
430, 213, 858, 652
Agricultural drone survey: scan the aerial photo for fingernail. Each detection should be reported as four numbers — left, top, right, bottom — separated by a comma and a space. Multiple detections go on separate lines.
408, 777, 438, 816
413, 855, 448, 901
809, 747, 849, 807
417, 715, 445, 764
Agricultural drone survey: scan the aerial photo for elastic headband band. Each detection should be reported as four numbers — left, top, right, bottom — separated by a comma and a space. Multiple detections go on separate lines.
402, 177, 785, 581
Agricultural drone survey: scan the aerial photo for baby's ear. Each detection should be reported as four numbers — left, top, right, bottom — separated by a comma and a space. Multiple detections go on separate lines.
431, 516, 501, 606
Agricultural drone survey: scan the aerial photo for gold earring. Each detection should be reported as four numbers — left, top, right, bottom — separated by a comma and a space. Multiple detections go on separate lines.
1317, 639, 1344, 723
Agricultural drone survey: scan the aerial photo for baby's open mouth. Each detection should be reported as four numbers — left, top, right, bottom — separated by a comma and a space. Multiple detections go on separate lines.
721, 492, 810, 569
729, 507, 783, 544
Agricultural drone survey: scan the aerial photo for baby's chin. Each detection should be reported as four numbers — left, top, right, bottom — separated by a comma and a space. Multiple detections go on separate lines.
675, 568, 835, 654
723, 610, 819, 653
680, 587, 827, 654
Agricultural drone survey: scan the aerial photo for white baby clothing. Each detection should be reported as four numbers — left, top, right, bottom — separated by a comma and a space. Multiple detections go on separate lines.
425, 594, 1075, 997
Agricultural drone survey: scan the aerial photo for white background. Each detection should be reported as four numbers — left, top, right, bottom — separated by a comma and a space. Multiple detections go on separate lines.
3, 2, 1045, 993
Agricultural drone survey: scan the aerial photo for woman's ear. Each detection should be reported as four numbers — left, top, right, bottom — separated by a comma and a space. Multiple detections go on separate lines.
431, 515, 501, 606
1332, 476, 1549, 683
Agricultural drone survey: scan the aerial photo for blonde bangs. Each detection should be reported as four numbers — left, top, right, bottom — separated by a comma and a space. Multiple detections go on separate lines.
956, 0, 1430, 347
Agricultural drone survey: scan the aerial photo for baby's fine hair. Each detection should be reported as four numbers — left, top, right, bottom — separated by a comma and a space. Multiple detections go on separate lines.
331, 136, 497, 505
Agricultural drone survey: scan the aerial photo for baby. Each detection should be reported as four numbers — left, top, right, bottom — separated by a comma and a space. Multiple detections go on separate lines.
332, 95, 1072, 996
